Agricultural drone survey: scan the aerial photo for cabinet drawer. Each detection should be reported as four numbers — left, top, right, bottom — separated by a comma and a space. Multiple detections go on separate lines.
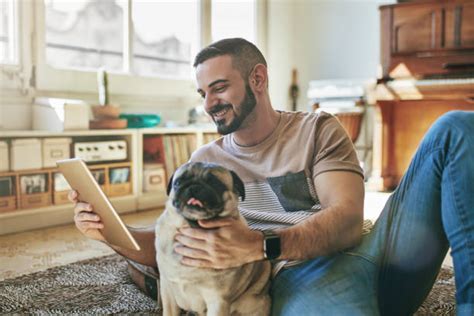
20, 193, 52, 209
108, 183, 131, 197
53, 190, 71, 205
0, 197, 16, 213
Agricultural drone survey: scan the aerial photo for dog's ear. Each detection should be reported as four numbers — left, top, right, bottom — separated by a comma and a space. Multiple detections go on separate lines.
166, 172, 175, 196
230, 170, 245, 201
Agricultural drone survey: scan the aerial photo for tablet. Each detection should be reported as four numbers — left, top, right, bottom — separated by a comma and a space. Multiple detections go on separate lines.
57, 158, 140, 251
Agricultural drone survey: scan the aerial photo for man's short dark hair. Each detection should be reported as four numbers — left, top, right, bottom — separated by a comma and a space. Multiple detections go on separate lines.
193, 38, 267, 81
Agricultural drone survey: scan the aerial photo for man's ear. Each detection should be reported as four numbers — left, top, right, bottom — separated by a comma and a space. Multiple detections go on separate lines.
249, 63, 267, 91
166, 172, 175, 196
230, 170, 245, 201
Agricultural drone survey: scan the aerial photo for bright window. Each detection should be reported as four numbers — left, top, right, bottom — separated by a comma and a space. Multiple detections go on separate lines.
212, 0, 256, 43
132, 0, 199, 78
45, 0, 125, 72
34, 0, 262, 97
43, 0, 199, 79
0, 0, 19, 65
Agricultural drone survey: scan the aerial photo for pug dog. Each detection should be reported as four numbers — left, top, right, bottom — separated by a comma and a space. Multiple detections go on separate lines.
155, 162, 271, 316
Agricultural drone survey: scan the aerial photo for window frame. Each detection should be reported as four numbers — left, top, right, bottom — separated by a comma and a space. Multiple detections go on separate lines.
32, 0, 267, 101
0, 0, 34, 93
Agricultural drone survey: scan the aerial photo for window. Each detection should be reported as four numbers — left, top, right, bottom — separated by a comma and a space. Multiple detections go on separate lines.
45, 0, 125, 72
132, 0, 199, 78
44, 0, 199, 79
212, 0, 256, 43
0, 0, 19, 65
34, 0, 264, 98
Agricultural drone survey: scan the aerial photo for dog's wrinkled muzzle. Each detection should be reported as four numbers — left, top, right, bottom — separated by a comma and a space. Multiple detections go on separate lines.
173, 181, 225, 222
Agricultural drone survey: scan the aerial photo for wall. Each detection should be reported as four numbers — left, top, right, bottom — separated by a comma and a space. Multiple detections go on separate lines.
1, 0, 396, 130
267, 0, 395, 112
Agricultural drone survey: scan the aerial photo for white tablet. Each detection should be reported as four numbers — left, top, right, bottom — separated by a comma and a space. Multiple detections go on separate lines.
57, 158, 140, 251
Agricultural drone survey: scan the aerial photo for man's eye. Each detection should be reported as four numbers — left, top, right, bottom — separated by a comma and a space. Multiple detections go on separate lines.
215, 86, 226, 93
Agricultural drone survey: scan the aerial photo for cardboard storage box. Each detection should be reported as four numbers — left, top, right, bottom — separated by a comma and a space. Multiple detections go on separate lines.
143, 163, 166, 193
0, 141, 9, 172
0, 196, 16, 213
10, 139, 42, 171
43, 138, 72, 168
0, 174, 16, 212
18, 173, 51, 209
108, 165, 131, 197
53, 173, 71, 205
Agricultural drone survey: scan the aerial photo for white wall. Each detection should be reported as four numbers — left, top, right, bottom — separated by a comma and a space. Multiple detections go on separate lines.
267, 0, 395, 112
1, 0, 396, 130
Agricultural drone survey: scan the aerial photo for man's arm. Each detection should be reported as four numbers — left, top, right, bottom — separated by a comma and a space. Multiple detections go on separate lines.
278, 170, 364, 260
70, 191, 157, 267
175, 170, 364, 267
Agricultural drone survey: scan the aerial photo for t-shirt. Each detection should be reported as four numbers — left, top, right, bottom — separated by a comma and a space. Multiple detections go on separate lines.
190, 110, 363, 231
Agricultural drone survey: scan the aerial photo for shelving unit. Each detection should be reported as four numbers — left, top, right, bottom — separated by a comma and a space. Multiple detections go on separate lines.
136, 127, 219, 210
0, 127, 219, 235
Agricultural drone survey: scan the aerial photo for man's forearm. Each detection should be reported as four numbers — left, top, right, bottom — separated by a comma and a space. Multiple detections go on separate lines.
108, 225, 157, 267
278, 205, 363, 261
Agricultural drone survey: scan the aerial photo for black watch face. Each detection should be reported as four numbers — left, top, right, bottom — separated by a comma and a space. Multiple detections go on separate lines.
265, 236, 281, 260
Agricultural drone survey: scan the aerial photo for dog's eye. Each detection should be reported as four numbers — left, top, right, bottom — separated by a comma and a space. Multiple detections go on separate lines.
173, 179, 180, 187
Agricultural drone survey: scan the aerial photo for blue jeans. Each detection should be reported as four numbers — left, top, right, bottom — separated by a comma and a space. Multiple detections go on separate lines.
272, 111, 474, 315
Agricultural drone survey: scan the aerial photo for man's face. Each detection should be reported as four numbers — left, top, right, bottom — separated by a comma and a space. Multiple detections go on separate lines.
196, 55, 256, 135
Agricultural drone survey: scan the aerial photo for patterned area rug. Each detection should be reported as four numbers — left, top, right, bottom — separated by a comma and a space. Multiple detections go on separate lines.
0, 254, 455, 315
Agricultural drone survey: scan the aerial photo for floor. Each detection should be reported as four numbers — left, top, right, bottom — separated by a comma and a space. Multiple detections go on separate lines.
0, 190, 452, 281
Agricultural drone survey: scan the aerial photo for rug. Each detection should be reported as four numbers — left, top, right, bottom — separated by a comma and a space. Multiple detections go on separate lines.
0, 254, 455, 315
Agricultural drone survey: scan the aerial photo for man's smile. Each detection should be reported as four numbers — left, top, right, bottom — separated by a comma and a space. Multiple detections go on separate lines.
210, 104, 233, 122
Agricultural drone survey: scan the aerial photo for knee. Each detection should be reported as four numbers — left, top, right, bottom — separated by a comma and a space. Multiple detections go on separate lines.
433, 111, 474, 133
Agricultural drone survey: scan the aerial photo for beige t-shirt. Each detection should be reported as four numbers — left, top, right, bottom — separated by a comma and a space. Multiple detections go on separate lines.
190, 111, 363, 231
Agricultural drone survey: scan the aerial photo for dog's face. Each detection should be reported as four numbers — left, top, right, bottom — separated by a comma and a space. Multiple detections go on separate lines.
167, 162, 245, 221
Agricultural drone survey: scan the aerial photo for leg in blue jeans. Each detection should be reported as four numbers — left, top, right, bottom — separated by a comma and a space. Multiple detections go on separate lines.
272, 111, 474, 315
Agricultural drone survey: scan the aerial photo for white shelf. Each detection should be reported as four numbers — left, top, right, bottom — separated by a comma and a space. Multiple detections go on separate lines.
0, 129, 136, 137
0, 195, 136, 235
0, 127, 220, 235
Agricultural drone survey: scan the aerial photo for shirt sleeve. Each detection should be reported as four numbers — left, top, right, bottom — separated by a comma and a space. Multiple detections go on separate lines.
312, 112, 364, 179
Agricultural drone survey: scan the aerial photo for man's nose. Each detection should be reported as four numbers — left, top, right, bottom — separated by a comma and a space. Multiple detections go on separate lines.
204, 94, 219, 112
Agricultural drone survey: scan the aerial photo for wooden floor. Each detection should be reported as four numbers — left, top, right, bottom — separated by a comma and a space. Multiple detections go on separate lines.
0, 191, 452, 281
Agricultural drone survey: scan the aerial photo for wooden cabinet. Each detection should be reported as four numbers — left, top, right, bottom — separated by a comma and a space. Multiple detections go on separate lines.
380, 0, 474, 79
372, 99, 473, 190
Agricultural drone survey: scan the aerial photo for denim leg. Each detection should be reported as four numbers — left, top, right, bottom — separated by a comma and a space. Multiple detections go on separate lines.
271, 254, 379, 316
356, 111, 474, 315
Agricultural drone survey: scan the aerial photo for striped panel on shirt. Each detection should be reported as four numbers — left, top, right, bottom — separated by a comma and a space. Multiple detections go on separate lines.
240, 181, 321, 231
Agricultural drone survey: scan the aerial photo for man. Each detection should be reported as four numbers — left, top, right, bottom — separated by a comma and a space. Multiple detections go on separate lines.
71, 38, 474, 315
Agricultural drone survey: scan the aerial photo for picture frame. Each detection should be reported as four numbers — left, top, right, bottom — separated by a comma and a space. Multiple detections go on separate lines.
0, 176, 13, 197
20, 174, 47, 194
109, 167, 130, 184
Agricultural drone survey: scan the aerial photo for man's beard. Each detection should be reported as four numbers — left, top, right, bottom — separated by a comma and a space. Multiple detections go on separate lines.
211, 84, 256, 135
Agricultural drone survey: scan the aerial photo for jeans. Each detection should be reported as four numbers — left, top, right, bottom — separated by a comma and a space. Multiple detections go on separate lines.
272, 111, 474, 315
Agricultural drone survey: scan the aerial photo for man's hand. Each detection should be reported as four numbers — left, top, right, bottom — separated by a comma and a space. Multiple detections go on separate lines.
174, 217, 264, 269
68, 190, 106, 243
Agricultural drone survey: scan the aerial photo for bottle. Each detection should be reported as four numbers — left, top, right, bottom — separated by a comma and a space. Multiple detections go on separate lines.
289, 68, 299, 112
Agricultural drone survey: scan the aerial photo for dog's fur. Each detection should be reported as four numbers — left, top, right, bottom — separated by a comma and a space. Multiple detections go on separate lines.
155, 162, 271, 316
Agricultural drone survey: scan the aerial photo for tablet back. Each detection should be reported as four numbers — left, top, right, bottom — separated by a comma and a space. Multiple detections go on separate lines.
57, 158, 140, 251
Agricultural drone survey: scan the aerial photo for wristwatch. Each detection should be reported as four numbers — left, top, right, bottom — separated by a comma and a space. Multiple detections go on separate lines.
262, 230, 281, 260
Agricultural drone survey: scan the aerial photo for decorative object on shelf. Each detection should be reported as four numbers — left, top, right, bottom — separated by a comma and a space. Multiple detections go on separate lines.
73, 140, 128, 163
90, 68, 127, 129
33, 97, 90, 132
143, 163, 166, 194
119, 113, 161, 128
289, 68, 300, 112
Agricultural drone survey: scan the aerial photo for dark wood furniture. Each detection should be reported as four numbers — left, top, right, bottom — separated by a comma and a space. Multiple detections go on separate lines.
370, 0, 474, 191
